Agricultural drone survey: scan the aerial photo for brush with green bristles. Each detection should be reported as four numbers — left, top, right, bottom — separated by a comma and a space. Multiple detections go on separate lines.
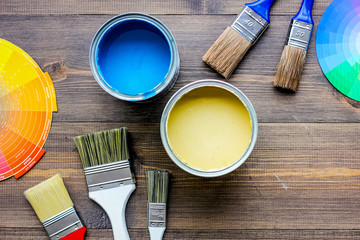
74, 127, 135, 240
24, 174, 86, 240
147, 170, 170, 240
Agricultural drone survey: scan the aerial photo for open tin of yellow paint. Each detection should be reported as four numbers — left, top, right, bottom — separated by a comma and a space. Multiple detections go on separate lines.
160, 80, 258, 177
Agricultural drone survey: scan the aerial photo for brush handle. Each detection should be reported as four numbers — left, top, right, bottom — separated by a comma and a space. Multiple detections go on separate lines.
245, 0, 276, 23
149, 227, 166, 240
292, 0, 314, 24
61, 227, 86, 240
89, 184, 136, 240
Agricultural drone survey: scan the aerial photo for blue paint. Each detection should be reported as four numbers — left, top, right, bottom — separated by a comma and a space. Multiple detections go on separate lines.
96, 19, 171, 96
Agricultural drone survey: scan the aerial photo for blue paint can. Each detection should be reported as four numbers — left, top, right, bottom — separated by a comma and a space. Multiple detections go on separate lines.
90, 13, 180, 102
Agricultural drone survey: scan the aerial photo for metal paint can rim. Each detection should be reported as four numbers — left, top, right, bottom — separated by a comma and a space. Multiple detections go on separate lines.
89, 12, 180, 102
160, 80, 258, 177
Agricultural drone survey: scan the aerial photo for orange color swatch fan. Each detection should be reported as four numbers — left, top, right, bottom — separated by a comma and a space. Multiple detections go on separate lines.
0, 39, 57, 181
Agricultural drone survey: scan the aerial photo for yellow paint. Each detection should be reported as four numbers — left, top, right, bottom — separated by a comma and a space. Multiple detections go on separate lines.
167, 86, 252, 171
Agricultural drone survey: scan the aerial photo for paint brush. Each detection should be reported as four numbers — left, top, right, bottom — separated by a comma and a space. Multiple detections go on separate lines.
203, 0, 276, 79
147, 170, 169, 240
24, 174, 86, 240
73, 127, 135, 240
274, 0, 314, 92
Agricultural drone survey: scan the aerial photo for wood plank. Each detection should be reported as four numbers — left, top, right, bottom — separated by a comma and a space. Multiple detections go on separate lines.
1, 122, 360, 231
1, 0, 359, 239
1, 228, 360, 240
0, 0, 331, 16
0, 15, 359, 123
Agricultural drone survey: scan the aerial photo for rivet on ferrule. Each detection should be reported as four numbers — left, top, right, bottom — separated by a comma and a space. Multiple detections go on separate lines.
42, 207, 83, 240
231, 6, 270, 44
148, 203, 167, 228
84, 160, 133, 192
286, 19, 313, 50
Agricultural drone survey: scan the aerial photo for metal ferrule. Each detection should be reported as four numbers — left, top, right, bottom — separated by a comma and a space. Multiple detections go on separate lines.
231, 6, 270, 44
286, 19, 313, 50
148, 203, 167, 228
42, 207, 83, 240
84, 160, 133, 192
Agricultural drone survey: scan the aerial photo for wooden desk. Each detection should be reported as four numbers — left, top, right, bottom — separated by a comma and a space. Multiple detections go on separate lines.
2, 1, 360, 239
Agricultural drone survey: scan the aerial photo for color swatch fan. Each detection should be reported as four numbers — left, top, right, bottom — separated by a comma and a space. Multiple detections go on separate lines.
0, 39, 57, 181
316, 0, 360, 101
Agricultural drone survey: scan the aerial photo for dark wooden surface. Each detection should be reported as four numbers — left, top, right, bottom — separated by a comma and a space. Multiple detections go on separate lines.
2, 0, 360, 239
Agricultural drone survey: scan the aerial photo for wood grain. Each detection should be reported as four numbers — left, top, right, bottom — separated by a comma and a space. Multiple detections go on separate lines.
2, 228, 360, 240
1, 122, 360, 232
1, 0, 360, 239
0, 15, 359, 123
0, 0, 331, 16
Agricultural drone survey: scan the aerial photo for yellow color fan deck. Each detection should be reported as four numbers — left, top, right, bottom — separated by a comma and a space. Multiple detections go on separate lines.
0, 39, 57, 181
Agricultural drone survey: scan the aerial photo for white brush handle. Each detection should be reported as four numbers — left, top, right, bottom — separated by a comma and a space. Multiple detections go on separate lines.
89, 184, 136, 240
149, 227, 166, 240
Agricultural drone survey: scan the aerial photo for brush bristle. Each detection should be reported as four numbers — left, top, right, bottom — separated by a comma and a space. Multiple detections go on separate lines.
74, 128, 129, 168
203, 27, 252, 79
274, 45, 307, 92
24, 174, 74, 222
147, 170, 169, 203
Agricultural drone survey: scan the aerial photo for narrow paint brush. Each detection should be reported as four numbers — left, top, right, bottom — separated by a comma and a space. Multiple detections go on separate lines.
203, 0, 276, 79
147, 170, 169, 240
274, 0, 314, 92
24, 174, 86, 240
74, 128, 135, 240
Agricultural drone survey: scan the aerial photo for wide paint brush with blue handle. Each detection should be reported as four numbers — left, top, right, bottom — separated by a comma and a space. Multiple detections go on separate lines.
203, 0, 276, 79
274, 0, 314, 92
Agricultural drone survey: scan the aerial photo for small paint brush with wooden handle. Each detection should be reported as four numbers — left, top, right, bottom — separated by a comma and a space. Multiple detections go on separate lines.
203, 0, 276, 79
274, 0, 314, 91
24, 174, 86, 240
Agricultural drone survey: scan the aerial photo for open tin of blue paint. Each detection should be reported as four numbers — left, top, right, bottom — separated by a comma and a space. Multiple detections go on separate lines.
90, 13, 180, 102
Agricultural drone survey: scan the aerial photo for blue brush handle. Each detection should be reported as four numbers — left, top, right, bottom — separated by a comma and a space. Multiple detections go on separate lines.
245, 0, 276, 23
292, 0, 314, 24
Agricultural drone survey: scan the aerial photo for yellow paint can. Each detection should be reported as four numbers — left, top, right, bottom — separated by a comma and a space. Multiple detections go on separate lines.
160, 80, 258, 177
